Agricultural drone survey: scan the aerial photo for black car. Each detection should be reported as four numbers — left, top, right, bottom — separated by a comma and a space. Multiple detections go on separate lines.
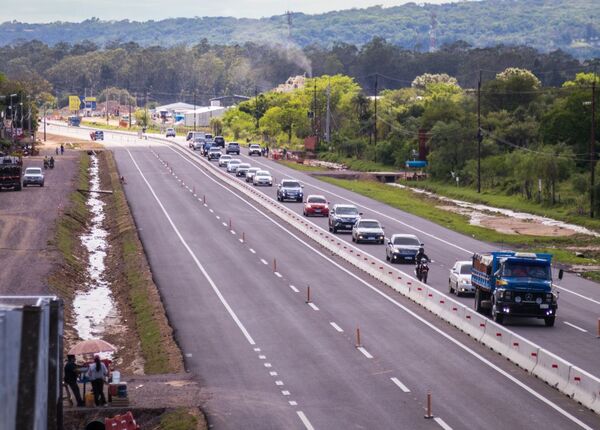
385, 234, 422, 263
226, 142, 240, 155
328, 204, 361, 233
214, 136, 225, 148
277, 179, 303, 202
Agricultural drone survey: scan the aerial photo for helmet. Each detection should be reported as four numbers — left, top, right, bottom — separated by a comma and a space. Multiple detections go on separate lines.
418, 247, 424, 253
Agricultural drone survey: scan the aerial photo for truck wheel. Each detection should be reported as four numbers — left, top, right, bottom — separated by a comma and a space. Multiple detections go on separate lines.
491, 300, 504, 325
474, 289, 483, 313
15, 183, 22, 191
544, 316, 555, 327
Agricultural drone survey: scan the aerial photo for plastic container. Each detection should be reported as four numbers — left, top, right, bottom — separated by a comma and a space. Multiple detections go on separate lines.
112, 370, 120, 384
85, 392, 95, 407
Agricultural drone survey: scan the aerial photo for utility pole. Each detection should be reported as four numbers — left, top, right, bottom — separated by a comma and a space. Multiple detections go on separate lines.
106, 90, 109, 126
313, 81, 317, 139
128, 93, 132, 129
591, 80, 596, 218
145, 90, 149, 129
43, 104, 47, 142
27, 95, 31, 144
374, 73, 378, 146
254, 87, 259, 130
325, 81, 331, 144
193, 91, 197, 131
477, 70, 482, 194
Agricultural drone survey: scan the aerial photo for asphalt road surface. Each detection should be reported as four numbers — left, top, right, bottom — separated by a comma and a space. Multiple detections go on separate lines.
47, 123, 600, 429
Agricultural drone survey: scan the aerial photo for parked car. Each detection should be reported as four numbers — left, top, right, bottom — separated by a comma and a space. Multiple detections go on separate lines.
218, 154, 232, 167
22, 167, 44, 187
166, 128, 176, 138
246, 167, 261, 182
328, 204, 361, 233
385, 234, 422, 263
277, 179, 304, 202
226, 159, 242, 173
253, 170, 273, 186
214, 136, 225, 148
303, 195, 329, 217
449, 261, 474, 296
226, 142, 240, 155
236, 163, 251, 177
248, 144, 262, 156
352, 219, 385, 244
207, 147, 222, 160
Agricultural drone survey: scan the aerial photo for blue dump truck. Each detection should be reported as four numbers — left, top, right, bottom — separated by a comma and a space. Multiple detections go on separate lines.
472, 251, 560, 326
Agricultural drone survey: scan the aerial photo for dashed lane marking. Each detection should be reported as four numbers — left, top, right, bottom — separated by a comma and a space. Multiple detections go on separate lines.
308, 303, 320, 311
390, 377, 410, 393
564, 321, 588, 333
434, 417, 453, 430
357, 347, 373, 359
330, 322, 344, 332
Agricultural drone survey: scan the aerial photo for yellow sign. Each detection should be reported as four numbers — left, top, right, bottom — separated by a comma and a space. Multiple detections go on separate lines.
69, 96, 81, 111
85, 97, 96, 102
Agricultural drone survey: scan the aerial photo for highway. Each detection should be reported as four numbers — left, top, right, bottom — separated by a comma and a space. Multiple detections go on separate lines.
47, 123, 600, 429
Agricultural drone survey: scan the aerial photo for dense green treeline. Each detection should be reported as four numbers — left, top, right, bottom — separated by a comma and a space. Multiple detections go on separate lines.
1, 0, 599, 58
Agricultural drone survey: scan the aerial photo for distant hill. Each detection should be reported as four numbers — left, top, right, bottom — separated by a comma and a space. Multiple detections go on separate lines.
1, 0, 599, 58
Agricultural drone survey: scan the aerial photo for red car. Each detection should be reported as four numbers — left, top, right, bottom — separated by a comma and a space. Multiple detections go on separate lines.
303, 195, 329, 216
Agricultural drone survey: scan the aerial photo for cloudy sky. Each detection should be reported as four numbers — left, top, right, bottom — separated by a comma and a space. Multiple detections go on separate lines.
1, 0, 453, 23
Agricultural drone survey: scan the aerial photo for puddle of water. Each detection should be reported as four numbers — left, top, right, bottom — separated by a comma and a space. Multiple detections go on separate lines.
73, 154, 116, 340
388, 183, 600, 237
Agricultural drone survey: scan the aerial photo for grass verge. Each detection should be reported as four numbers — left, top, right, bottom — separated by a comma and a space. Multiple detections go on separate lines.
318, 177, 599, 269
278, 160, 325, 172
104, 150, 183, 374
159, 408, 201, 430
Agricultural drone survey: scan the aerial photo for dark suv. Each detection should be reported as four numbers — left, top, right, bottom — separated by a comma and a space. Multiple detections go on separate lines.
277, 179, 304, 202
226, 142, 240, 155
214, 136, 225, 148
328, 204, 361, 233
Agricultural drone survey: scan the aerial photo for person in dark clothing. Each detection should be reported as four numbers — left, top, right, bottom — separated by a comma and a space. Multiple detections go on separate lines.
60, 144, 64, 155
415, 246, 429, 264
86, 355, 108, 406
64, 355, 84, 407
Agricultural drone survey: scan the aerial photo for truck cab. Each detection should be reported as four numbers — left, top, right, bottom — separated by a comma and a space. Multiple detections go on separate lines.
472, 251, 559, 326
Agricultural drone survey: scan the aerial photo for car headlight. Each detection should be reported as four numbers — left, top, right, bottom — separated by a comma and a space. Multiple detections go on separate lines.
378, 235, 384, 239
461, 279, 471, 285
358, 235, 364, 239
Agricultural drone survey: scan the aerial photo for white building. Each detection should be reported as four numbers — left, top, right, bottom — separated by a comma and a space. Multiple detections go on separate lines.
183, 106, 227, 127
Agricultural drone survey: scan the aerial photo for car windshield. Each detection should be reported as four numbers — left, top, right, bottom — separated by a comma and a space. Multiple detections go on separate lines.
248, 168, 260, 173
238, 164, 250, 169
283, 181, 300, 188
205, 134, 213, 139
26, 168, 42, 174
250, 144, 260, 148
393, 236, 420, 246
359, 221, 380, 229
460, 264, 472, 275
257, 171, 270, 177
229, 160, 241, 165
336, 206, 358, 215
209, 148, 220, 152
308, 197, 326, 203
228, 143, 239, 147
502, 262, 550, 280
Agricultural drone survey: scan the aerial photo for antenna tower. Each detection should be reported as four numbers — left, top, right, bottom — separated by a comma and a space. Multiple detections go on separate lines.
429, 11, 437, 53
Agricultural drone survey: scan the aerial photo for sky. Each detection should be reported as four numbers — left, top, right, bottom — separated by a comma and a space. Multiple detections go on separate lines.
0, 0, 454, 23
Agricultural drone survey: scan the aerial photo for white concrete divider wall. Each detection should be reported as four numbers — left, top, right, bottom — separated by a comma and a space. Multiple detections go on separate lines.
47, 123, 600, 415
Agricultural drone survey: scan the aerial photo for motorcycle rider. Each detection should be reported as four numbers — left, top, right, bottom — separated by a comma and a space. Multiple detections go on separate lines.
415, 246, 429, 279
43, 156, 49, 169
49, 156, 55, 168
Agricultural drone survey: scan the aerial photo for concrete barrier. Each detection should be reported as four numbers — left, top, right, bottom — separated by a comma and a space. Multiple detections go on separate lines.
533, 349, 571, 391
480, 322, 511, 356
460, 309, 487, 342
566, 366, 600, 413
441, 300, 465, 329
506, 332, 540, 373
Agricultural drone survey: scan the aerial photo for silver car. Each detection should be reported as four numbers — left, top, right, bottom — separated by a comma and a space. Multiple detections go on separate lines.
226, 159, 242, 173
449, 261, 474, 296
22, 167, 45, 187
253, 170, 273, 186
352, 219, 384, 244
246, 167, 261, 182
236, 163, 251, 177
218, 154, 232, 167
385, 234, 421, 264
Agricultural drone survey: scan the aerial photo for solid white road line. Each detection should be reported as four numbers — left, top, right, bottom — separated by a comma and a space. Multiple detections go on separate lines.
163, 142, 595, 430
390, 377, 410, 393
330, 322, 344, 332
308, 302, 320, 311
564, 321, 588, 333
289, 285, 300, 293
555, 287, 600, 306
296, 411, 315, 430
434, 417, 453, 430
357, 347, 373, 359
125, 148, 256, 346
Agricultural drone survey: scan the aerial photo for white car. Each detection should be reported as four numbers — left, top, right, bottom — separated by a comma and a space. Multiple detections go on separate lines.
226, 159, 242, 173
351, 219, 385, 244
248, 144, 262, 156
449, 261, 474, 296
246, 167, 261, 182
22, 167, 45, 187
218, 154, 232, 167
253, 170, 273, 186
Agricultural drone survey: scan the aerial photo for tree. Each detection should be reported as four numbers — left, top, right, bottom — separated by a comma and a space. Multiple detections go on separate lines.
482, 68, 541, 112
411, 73, 459, 91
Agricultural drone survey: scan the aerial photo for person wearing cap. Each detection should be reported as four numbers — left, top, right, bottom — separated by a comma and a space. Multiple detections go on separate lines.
64, 355, 84, 407
86, 355, 108, 406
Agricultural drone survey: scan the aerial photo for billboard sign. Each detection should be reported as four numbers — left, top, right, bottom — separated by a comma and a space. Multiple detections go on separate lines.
69, 96, 81, 111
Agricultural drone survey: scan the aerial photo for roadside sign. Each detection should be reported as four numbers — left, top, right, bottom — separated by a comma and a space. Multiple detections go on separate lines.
69, 96, 81, 111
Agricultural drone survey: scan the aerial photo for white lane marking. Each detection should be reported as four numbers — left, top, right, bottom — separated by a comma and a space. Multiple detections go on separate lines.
216, 215, 220, 220
330, 322, 344, 332
274, 271, 282, 278
239, 238, 244, 243
260, 258, 268, 265
258, 355, 266, 360
357, 347, 373, 359
249, 248, 256, 254
203, 203, 208, 207
564, 321, 588, 333
164, 142, 595, 429
222, 222, 228, 227
253, 347, 261, 352
390, 377, 410, 393
296, 411, 315, 430
555, 286, 600, 306
124, 148, 256, 345
308, 302, 320, 311
230, 230, 236, 235
269, 371, 278, 376
289, 284, 300, 293
209, 209, 214, 213
264, 363, 272, 368
275, 380, 284, 386
289, 400, 298, 406
434, 417, 453, 430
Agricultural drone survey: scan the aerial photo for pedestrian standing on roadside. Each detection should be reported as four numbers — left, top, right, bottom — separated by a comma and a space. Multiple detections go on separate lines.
60, 144, 64, 155
64, 355, 84, 407
87, 355, 108, 406
55, 147, 59, 155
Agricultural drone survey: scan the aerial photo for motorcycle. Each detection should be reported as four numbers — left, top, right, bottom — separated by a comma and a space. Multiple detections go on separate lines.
43, 159, 49, 169
415, 259, 430, 284
49, 158, 55, 169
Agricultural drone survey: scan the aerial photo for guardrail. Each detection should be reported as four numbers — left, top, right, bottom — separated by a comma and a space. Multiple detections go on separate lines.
50, 122, 600, 415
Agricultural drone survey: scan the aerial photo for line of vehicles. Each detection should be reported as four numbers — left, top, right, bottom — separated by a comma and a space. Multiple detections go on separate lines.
0, 155, 46, 190
189, 139, 560, 327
